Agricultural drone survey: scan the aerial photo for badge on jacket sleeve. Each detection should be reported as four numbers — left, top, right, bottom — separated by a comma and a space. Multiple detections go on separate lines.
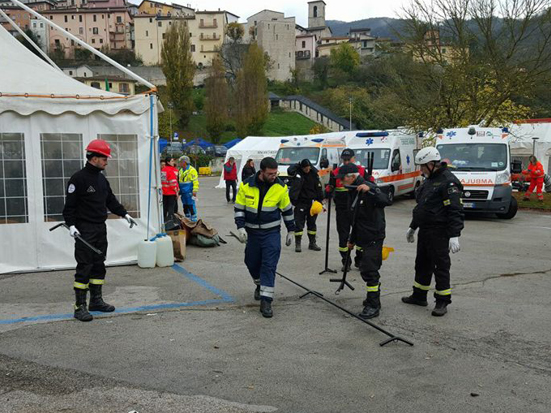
68, 184, 76, 194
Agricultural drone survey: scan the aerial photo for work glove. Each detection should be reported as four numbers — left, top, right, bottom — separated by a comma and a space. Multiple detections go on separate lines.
286, 231, 294, 247
449, 237, 461, 254
237, 228, 248, 244
406, 228, 416, 243
124, 214, 138, 229
69, 225, 80, 238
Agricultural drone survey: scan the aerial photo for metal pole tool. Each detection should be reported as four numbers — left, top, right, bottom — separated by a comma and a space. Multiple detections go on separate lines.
50, 223, 104, 257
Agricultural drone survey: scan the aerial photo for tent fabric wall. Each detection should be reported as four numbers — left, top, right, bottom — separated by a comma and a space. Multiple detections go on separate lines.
510, 122, 551, 173
216, 136, 283, 188
0, 26, 162, 274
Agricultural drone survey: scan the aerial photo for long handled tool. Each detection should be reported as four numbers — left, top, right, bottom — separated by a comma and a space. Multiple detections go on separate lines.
277, 271, 413, 347
50, 223, 104, 257
320, 170, 337, 275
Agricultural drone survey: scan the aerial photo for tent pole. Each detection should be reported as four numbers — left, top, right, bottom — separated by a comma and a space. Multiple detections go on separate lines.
146, 94, 154, 241
8, 0, 156, 90
0, 8, 61, 72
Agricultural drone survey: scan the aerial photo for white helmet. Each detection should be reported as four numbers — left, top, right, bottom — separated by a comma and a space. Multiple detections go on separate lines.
415, 147, 441, 165
179, 155, 190, 165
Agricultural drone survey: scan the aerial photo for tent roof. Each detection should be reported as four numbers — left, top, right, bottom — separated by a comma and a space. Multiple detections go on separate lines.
183, 138, 214, 149
223, 138, 242, 149
0, 26, 153, 116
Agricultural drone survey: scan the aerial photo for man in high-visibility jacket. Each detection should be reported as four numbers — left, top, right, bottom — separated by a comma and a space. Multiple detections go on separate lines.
234, 157, 296, 318
178, 156, 199, 222
523, 155, 545, 201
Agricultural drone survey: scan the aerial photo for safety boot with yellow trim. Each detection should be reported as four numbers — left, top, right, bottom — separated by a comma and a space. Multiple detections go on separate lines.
74, 289, 93, 322
401, 287, 428, 307
88, 283, 115, 312
432, 301, 448, 317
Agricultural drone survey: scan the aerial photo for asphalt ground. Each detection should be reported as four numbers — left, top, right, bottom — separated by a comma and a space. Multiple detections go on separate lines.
1, 176, 550, 412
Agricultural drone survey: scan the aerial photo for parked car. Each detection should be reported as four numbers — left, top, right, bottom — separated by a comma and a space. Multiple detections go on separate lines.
214, 145, 228, 157
161, 142, 184, 157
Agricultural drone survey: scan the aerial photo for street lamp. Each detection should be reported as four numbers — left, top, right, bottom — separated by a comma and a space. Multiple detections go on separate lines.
349, 97, 353, 131
168, 102, 174, 142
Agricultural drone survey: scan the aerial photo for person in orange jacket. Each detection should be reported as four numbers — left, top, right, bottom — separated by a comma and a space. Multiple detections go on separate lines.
522, 155, 545, 201
161, 157, 179, 224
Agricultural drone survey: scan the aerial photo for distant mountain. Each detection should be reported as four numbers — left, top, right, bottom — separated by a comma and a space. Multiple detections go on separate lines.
327, 18, 407, 40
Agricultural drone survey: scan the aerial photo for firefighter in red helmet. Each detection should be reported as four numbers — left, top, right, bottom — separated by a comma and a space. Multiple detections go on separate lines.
63, 139, 137, 322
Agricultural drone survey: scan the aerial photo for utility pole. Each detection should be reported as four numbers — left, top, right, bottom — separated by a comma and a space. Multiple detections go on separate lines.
349, 97, 353, 131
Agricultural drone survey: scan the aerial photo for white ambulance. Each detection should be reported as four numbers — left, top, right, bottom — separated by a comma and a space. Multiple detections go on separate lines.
274, 133, 349, 180
347, 130, 422, 203
435, 126, 521, 219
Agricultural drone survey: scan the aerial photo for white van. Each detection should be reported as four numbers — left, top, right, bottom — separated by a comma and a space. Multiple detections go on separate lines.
435, 126, 520, 219
274, 134, 348, 180
347, 130, 422, 203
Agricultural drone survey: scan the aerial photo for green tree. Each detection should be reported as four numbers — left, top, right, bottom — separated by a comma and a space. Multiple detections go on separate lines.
205, 57, 229, 143
16, 29, 44, 60
161, 21, 196, 128
235, 43, 269, 137
330, 43, 360, 76
393, 0, 551, 131
313, 57, 330, 89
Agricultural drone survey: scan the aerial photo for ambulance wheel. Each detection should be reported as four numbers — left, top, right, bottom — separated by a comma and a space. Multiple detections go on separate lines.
387, 186, 395, 205
496, 197, 518, 220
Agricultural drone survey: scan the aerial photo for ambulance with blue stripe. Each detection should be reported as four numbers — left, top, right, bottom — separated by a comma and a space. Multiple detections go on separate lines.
435, 126, 520, 219
347, 130, 422, 203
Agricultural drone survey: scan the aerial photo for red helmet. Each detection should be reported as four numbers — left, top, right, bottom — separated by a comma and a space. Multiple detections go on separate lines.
86, 139, 111, 158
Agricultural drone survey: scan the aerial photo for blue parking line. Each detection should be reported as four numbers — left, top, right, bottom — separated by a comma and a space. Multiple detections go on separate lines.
0, 264, 234, 325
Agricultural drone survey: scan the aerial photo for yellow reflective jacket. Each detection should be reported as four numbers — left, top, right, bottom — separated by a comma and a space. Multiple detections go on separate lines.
178, 165, 199, 193
234, 174, 296, 232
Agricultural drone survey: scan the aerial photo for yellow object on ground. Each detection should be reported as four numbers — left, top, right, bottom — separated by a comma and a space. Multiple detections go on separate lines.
382, 246, 395, 261
198, 167, 211, 176
310, 201, 324, 216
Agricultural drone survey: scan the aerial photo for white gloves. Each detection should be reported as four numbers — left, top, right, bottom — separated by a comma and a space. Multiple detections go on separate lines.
406, 228, 416, 243
449, 237, 461, 253
286, 232, 294, 247
124, 214, 138, 228
237, 228, 248, 243
69, 225, 80, 238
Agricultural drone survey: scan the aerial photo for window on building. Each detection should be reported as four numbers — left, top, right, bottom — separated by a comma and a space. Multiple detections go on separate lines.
64, 16, 67, 23
40, 23, 43, 28
69, 70, 73, 75
276, 34, 278, 40
108, 83, 113, 89
118, 83, 130, 94
150, 43, 153, 49
0, 133, 28, 225
158, 21, 162, 27
314, 6, 318, 18
71, 15, 75, 20
79, 15, 82, 23
145, 30, 148, 37
213, 18, 217, 25
101, 14, 104, 19
162, 33, 166, 39
71, 40, 74, 46
99, 134, 140, 219
50, 16, 52, 20
92, 27, 98, 34
117, 16, 122, 23
79, 27, 83, 34
99, 38, 103, 44
191, 44, 195, 52
149, 18, 153, 23
302, 40, 306, 48
92, 38, 95, 44
91, 82, 100, 88
54, 39, 60, 46
40, 133, 84, 222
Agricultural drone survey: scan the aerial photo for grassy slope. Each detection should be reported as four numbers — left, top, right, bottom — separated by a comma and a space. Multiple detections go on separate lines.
182, 111, 319, 144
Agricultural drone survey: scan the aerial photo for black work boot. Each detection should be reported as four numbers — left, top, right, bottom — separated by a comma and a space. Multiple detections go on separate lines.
260, 299, 273, 318
308, 234, 321, 251
254, 284, 261, 301
359, 291, 381, 319
401, 287, 428, 307
88, 284, 115, 312
432, 301, 448, 317
74, 289, 93, 322
295, 235, 302, 253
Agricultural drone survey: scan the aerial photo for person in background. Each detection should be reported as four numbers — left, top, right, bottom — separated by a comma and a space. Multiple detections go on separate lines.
161, 157, 179, 227
523, 155, 545, 202
242, 159, 256, 182
178, 156, 199, 222
224, 157, 238, 204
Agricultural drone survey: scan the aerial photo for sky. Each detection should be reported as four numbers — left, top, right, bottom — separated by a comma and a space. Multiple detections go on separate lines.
171, 0, 408, 25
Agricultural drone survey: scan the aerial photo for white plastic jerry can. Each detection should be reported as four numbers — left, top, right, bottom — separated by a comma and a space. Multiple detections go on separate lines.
155, 235, 175, 267
137, 239, 157, 269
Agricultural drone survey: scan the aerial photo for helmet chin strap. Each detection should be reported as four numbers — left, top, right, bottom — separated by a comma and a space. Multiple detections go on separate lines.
424, 162, 436, 178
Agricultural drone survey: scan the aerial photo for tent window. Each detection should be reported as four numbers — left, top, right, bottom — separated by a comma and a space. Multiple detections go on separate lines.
40, 134, 83, 222
0, 133, 29, 224
99, 134, 140, 219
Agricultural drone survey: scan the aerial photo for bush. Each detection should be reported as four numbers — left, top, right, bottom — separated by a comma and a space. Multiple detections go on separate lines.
188, 153, 214, 168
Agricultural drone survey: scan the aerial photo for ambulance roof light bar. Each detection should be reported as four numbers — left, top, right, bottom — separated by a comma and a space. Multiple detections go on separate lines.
355, 131, 389, 138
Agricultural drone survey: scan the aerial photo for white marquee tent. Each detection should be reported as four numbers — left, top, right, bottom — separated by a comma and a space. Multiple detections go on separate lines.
509, 121, 551, 174
0, 27, 162, 274
216, 136, 283, 188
